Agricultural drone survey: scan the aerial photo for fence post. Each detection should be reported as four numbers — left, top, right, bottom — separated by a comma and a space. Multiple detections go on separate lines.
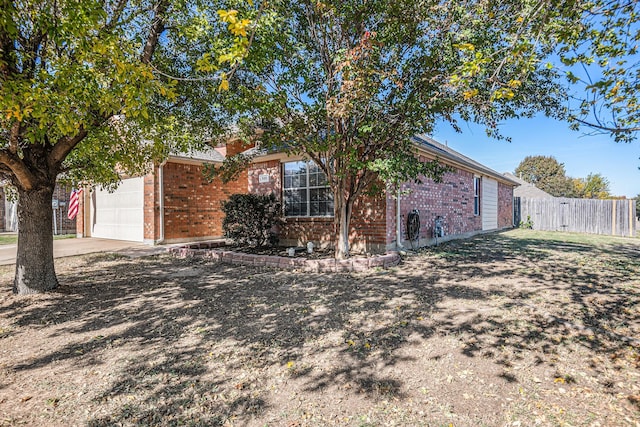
630, 199, 635, 237
611, 201, 617, 236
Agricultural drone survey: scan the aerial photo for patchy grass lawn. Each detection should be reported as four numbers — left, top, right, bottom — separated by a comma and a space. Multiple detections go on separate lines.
0, 229, 638, 426
0, 234, 76, 246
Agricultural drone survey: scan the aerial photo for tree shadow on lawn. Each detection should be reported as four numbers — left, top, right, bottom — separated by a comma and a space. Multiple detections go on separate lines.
0, 231, 638, 425
425, 232, 640, 382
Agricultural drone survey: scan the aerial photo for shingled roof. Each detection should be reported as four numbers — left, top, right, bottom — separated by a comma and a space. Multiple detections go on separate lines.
169, 147, 225, 163
413, 135, 519, 186
240, 134, 520, 186
503, 172, 554, 198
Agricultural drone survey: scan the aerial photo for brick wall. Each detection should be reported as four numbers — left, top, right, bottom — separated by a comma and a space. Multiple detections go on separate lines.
248, 160, 387, 252
226, 139, 255, 156
50, 185, 76, 234
498, 181, 514, 228
386, 166, 483, 247
248, 160, 281, 195
143, 170, 159, 242
162, 161, 248, 242
76, 189, 84, 236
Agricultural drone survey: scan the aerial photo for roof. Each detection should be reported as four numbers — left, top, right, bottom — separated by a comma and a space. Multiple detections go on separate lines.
169, 147, 225, 163
412, 135, 519, 186
242, 134, 519, 186
503, 172, 555, 198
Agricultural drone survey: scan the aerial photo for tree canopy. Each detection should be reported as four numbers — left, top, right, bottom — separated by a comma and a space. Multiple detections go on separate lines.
575, 173, 611, 199
515, 156, 613, 198
0, 0, 260, 293
515, 156, 576, 197
557, 0, 640, 142
216, 0, 596, 258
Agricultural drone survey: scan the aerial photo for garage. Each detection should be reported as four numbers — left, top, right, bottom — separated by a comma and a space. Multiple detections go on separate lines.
90, 177, 145, 242
482, 177, 498, 231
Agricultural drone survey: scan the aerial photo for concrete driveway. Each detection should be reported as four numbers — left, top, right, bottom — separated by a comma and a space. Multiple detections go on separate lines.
0, 237, 168, 266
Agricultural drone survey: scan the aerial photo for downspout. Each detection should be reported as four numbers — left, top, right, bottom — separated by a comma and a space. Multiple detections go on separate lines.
158, 162, 166, 244
396, 185, 404, 250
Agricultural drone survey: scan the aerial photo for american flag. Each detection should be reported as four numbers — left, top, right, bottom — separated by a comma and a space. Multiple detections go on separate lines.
68, 189, 81, 220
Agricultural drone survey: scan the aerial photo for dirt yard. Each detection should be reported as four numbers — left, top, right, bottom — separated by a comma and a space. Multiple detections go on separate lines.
0, 229, 639, 426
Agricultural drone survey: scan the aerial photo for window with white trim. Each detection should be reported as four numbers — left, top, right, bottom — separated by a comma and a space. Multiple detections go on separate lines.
473, 176, 481, 216
283, 161, 334, 217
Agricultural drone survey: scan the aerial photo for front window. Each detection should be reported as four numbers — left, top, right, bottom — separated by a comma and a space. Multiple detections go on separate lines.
283, 161, 333, 217
474, 176, 481, 216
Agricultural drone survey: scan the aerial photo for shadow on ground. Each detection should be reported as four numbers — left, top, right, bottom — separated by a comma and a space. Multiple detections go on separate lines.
0, 230, 638, 425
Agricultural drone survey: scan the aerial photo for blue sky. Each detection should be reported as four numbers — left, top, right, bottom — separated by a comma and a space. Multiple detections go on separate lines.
432, 115, 640, 198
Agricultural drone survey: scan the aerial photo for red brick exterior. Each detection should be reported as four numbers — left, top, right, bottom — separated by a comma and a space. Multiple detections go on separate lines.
498, 181, 514, 228
76, 189, 84, 236
0, 184, 75, 234
248, 160, 281, 195
51, 185, 77, 234
386, 167, 483, 247
75, 144, 514, 251
248, 160, 388, 252
143, 170, 159, 242
226, 139, 255, 156
162, 161, 248, 242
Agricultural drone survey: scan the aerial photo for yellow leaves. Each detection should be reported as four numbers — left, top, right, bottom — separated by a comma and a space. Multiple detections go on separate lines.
218, 73, 229, 91
218, 8, 250, 36
508, 79, 522, 88
463, 89, 479, 100
228, 19, 252, 37
217, 53, 235, 65
5, 105, 33, 122
217, 9, 239, 24
492, 87, 515, 100
608, 81, 622, 98
216, 9, 252, 70
455, 43, 475, 52
5, 105, 23, 121
140, 68, 154, 80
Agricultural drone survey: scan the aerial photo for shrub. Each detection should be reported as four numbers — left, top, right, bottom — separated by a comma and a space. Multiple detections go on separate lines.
221, 193, 283, 247
519, 215, 534, 229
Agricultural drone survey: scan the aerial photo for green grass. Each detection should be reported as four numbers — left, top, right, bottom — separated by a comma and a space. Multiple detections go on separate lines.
0, 233, 76, 246
504, 228, 640, 247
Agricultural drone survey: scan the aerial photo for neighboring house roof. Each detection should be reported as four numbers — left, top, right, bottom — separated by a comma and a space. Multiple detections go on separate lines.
241, 145, 281, 158
169, 147, 225, 163
413, 135, 519, 186
503, 172, 554, 198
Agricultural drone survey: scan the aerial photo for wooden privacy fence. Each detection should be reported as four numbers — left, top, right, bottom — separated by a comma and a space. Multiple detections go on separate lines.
514, 197, 637, 237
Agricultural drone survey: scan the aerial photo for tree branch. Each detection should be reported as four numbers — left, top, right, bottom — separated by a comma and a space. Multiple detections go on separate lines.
141, 0, 169, 64
0, 150, 37, 190
48, 127, 89, 171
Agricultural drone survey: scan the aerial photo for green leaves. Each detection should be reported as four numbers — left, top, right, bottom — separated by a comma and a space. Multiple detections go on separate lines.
554, 0, 640, 142
0, 0, 265, 191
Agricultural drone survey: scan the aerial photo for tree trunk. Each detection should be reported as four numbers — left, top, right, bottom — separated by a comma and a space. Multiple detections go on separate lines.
13, 184, 58, 294
334, 194, 352, 260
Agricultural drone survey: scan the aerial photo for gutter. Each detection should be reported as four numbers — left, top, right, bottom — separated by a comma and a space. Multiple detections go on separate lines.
396, 186, 404, 250
158, 161, 166, 245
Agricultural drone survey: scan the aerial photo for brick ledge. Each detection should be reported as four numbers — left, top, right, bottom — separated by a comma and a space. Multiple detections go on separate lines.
168, 243, 400, 272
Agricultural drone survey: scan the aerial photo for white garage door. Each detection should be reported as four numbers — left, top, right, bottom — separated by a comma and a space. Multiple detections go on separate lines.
482, 177, 498, 231
91, 177, 144, 242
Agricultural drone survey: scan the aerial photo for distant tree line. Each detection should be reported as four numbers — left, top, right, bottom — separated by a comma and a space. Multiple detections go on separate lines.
515, 155, 613, 199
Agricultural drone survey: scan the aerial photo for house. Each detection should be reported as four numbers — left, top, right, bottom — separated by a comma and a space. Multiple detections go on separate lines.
503, 172, 554, 199
77, 136, 518, 251
0, 184, 76, 234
